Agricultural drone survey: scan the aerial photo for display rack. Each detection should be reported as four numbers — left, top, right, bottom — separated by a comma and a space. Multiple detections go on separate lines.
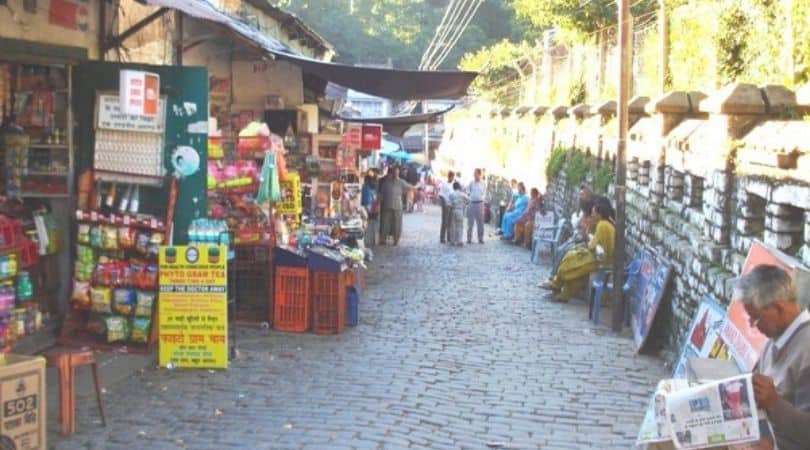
60, 176, 177, 353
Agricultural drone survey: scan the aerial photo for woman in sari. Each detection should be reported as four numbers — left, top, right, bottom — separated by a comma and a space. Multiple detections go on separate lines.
511, 188, 543, 247
499, 182, 529, 240
543, 196, 615, 302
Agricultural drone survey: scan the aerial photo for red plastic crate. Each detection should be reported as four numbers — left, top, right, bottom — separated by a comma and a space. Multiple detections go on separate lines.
273, 266, 309, 332
311, 271, 347, 335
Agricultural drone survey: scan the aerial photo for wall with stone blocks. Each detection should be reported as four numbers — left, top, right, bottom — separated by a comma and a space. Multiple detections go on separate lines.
540, 82, 810, 365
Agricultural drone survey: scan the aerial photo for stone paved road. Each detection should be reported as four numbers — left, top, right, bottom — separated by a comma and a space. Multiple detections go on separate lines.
53, 205, 667, 450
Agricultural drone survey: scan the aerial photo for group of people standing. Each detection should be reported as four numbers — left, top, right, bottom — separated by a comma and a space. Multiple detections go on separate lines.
438, 169, 487, 246
361, 165, 425, 247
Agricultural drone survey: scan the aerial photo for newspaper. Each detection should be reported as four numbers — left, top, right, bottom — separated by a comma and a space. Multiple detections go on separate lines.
637, 379, 692, 445
665, 374, 760, 449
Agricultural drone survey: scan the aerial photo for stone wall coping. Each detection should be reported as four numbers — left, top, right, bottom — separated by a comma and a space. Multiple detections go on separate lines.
591, 100, 617, 117
647, 91, 691, 114
666, 118, 706, 148
760, 85, 797, 115
532, 106, 549, 116
499, 107, 512, 118
698, 83, 766, 115
629, 96, 651, 114
551, 105, 569, 119
569, 103, 592, 120
514, 106, 533, 116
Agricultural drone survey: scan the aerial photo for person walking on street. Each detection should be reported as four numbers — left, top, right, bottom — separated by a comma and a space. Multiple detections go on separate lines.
466, 168, 487, 244
379, 166, 414, 246
438, 172, 455, 244
361, 170, 380, 247
449, 182, 469, 246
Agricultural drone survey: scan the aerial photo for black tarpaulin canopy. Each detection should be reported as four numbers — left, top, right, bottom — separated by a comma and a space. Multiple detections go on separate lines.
339, 106, 454, 137
143, 0, 477, 100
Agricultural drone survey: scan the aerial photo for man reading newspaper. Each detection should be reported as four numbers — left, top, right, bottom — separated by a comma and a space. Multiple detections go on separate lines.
734, 265, 810, 450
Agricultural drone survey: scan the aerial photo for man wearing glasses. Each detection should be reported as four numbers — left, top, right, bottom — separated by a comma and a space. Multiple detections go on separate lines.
733, 265, 810, 450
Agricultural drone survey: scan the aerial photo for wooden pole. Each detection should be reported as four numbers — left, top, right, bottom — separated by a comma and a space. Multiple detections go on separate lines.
175, 11, 184, 66
659, 0, 670, 93
612, 0, 632, 332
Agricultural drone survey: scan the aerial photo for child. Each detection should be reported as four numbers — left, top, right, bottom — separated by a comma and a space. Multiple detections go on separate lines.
415, 183, 425, 213
448, 181, 469, 246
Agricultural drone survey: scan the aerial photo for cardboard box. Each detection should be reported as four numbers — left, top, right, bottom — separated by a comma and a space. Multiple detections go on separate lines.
0, 354, 46, 450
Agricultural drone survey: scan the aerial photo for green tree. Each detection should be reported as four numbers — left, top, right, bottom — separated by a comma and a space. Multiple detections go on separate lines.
274, 0, 524, 69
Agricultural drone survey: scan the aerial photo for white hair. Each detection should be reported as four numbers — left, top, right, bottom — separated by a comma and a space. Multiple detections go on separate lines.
733, 265, 797, 308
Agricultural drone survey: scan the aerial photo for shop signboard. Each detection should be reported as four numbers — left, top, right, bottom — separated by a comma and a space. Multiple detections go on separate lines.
361, 124, 382, 150
158, 245, 228, 369
119, 70, 160, 117
631, 249, 673, 353
96, 93, 166, 133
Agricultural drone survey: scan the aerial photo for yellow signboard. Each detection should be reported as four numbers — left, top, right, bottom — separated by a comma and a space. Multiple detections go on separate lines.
158, 245, 228, 369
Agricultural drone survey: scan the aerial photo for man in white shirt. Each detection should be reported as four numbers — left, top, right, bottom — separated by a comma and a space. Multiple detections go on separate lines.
734, 264, 810, 450
466, 168, 487, 244
438, 172, 455, 244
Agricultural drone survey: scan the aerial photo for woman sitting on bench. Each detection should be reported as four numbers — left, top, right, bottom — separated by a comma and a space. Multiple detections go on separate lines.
540, 196, 615, 302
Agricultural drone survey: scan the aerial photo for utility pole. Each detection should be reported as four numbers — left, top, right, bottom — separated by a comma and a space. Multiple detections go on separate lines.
659, 0, 670, 93
612, 0, 631, 332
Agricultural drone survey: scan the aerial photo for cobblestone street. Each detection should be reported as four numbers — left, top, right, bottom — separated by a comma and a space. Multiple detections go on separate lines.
54, 205, 667, 450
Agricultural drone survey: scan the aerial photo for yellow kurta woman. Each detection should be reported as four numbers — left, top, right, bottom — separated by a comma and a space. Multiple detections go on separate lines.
547, 199, 615, 302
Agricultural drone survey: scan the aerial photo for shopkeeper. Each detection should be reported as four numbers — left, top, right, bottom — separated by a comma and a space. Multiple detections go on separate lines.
733, 265, 810, 450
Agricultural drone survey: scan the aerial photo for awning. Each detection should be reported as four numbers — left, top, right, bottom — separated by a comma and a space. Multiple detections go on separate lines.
339, 106, 454, 137
142, 0, 477, 100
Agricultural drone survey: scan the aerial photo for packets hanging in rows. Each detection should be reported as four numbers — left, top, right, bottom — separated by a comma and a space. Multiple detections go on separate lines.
74, 260, 94, 282
77, 224, 91, 245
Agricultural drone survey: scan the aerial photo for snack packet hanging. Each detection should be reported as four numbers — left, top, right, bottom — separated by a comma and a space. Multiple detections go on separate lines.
130, 317, 151, 343
113, 288, 136, 315
135, 290, 156, 317
91, 286, 112, 313
105, 316, 130, 342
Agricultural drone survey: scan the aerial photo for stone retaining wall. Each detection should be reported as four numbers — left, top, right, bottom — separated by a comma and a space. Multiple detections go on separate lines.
537, 83, 810, 363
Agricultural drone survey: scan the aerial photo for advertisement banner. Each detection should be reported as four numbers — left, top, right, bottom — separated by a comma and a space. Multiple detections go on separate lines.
158, 245, 228, 369
672, 297, 735, 379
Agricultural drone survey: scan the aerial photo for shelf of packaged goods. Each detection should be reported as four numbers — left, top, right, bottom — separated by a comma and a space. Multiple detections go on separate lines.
18, 192, 69, 198
75, 211, 166, 232
207, 182, 259, 197
28, 144, 68, 149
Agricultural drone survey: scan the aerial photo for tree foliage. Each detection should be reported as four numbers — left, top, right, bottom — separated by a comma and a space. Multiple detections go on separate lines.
274, 0, 525, 69
512, 0, 657, 41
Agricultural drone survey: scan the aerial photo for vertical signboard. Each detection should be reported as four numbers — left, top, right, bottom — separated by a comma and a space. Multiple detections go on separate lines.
158, 245, 228, 369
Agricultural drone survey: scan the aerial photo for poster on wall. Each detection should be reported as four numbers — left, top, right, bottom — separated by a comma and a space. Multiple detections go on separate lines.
672, 297, 735, 378
158, 245, 228, 369
48, 0, 90, 31
725, 239, 810, 369
631, 249, 673, 353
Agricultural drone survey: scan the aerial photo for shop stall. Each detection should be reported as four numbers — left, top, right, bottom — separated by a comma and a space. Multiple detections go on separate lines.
60, 62, 208, 352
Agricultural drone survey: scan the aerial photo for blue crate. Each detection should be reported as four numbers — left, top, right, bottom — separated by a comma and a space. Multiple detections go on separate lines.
345, 287, 359, 327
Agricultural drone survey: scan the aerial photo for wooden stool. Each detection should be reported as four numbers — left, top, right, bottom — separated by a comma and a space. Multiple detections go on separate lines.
43, 349, 106, 435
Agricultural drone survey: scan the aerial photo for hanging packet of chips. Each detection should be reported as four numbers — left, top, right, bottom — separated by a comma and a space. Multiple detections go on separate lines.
130, 317, 151, 343
105, 315, 130, 342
